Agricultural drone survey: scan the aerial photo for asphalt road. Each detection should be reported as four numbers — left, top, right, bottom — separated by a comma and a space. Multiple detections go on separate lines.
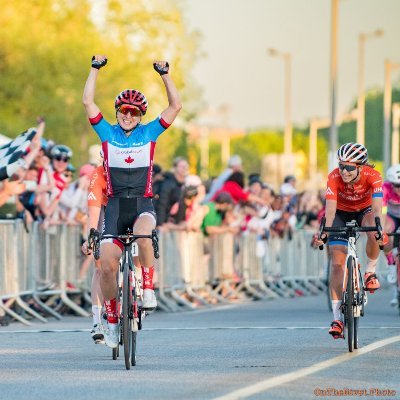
0, 288, 399, 400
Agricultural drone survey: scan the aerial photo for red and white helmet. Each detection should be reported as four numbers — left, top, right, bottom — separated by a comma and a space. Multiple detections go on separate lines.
114, 89, 148, 115
386, 164, 400, 184
337, 142, 368, 164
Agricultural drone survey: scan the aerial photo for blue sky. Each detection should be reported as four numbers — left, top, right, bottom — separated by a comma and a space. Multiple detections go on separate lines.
182, 0, 400, 130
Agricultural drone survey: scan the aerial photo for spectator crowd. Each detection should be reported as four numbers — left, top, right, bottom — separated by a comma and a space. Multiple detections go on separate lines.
0, 120, 325, 283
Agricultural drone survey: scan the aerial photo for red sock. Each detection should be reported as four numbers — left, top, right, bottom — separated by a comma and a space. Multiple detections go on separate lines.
104, 298, 118, 324
142, 266, 154, 290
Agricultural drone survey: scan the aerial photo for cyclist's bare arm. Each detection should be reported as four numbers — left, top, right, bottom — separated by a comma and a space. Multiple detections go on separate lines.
82, 55, 107, 119
314, 199, 337, 247
371, 196, 383, 223
82, 205, 102, 255
154, 61, 182, 125
324, 199, 337, 227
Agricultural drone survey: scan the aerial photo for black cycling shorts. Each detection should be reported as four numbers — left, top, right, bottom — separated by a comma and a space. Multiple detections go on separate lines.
328, 206, 372, 246
102, 197, 156, 237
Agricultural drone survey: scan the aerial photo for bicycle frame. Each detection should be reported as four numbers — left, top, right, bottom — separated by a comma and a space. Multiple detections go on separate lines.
88, 228, 159, 369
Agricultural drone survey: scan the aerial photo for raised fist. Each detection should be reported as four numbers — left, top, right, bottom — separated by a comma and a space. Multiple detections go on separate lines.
153, 61, 169, 75
92, 55, 108, 70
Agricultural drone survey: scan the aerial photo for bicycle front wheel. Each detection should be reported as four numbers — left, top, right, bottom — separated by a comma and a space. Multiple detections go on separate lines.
346, 256, 355, 352
326, 256, 332, 312
122, 262, 132, 370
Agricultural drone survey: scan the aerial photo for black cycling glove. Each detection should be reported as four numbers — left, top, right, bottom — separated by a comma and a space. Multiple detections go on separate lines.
92, 56, 107, 69
153, 62, 169, 75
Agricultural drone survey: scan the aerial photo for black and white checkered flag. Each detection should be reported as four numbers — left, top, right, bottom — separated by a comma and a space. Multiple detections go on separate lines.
0, 128, 37, 181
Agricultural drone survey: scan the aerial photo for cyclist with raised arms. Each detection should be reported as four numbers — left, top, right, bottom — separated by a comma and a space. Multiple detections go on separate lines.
82, 55, 182, 348
314, 143, 386, 339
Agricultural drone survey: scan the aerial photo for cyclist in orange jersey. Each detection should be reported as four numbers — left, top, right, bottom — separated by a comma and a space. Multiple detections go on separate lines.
314, 143, 387, 339
82, 164, 144, 343
81, 164, 108, 343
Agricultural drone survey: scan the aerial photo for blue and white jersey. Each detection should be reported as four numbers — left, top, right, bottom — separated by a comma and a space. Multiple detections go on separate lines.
89, 113, 169, 198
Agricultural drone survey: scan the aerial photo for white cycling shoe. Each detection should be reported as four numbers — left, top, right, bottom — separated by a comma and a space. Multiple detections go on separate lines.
104, 323, 119, 348
142, 289, 157, 311
91, 324, 105, 344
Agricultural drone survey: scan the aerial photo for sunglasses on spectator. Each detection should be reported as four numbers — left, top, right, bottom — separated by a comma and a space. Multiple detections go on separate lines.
393, 183, 400, 188
117, 105, 142, 117
338, 163, 358, 172
54, 155, 70, 162
63, 172, 73, 178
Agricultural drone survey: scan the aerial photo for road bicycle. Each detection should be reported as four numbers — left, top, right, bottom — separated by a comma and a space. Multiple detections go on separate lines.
387, 229, 400, 316
88, 228, 159, 369
318, 216, 383, 352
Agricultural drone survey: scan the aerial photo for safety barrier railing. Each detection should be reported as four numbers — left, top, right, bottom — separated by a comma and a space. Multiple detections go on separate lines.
0, 220, 390, 323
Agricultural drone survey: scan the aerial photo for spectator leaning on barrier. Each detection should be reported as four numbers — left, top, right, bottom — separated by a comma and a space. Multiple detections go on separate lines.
151, 163, 163, 200
247, 174, 263, 197
36, 144, 73, 225
0, 118, 45, 213
171, 174, 207, 230
203, 154, 243, 203
153, 156, 189, 227
0, 179, 26, 208
58, 163, 95, 226
213, 171, 266, 206
201, 191, 238, 236
15, 162, 55, 222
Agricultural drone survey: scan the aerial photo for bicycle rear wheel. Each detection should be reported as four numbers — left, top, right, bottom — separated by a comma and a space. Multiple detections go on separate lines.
346, 256, 355, 352
122, 262, 132, 370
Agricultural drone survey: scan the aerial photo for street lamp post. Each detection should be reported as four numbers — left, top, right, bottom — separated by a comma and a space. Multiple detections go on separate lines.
268, 48, 292, 154
328, 0, 339, 171
383, 60, 400, 172
392, 103, 400, 165
357, 29, 384, 145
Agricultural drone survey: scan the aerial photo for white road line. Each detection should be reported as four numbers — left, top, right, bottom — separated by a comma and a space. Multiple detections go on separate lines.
213, 334, 400, 400
0, 326, 399, 334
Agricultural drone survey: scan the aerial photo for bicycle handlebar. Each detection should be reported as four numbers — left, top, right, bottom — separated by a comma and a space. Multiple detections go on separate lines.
387, 232, 400, 237
318, 216, 383, 250
87, 228, 160, 260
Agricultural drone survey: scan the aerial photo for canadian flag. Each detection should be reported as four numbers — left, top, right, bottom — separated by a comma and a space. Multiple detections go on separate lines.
125, 155, 134, 164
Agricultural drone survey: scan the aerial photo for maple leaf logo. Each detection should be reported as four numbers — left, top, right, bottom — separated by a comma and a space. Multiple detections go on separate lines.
124, 155, 134, 164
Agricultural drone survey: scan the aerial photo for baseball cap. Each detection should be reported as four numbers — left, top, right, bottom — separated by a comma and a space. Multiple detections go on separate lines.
228, 155, 242, 168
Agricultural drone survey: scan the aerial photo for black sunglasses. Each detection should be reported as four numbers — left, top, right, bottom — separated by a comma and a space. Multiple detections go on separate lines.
54, 155, 70, 162
393, 183, 400, 188
338, 163, 357, 172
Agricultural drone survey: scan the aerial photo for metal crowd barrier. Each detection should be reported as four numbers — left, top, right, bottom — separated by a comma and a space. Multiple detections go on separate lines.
0, 220, 390, 323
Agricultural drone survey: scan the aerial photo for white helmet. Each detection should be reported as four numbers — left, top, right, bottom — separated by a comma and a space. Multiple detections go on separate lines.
337, 142, 368, 164
386, 164, 400, 184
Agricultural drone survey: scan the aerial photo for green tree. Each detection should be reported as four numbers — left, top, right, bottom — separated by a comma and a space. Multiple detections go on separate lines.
0, 0, 200, 166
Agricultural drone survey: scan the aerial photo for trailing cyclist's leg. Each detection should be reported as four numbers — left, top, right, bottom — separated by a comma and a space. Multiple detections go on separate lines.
91, 262, 105, 344
100, 242, 121, 348
384, 215, 398, 305
329, 245, 347, 338
363, 212, 381, 292
134, 213, 157, 310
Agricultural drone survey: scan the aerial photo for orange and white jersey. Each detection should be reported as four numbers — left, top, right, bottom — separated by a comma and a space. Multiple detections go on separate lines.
325, 166, 383, 212
88, 165, 107, 208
